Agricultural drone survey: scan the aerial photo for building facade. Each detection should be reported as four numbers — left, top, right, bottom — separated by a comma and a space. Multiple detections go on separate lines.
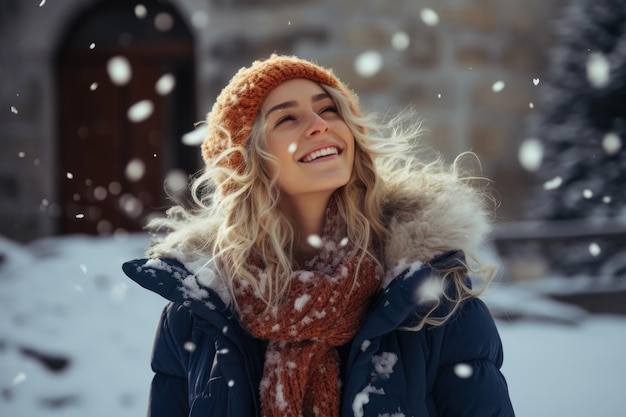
0, 0, 566, 242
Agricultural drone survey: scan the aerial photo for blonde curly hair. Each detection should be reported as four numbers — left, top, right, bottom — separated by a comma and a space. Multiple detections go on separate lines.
147, 83, 495, 323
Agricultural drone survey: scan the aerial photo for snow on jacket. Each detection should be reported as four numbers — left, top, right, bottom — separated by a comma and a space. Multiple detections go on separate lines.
123, 170, 515, 417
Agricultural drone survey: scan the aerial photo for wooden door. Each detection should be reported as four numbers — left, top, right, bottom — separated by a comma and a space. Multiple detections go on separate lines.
56, 3, 196, 235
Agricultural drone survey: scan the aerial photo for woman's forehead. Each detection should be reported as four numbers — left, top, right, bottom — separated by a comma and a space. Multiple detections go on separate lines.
262, 79, 327, 110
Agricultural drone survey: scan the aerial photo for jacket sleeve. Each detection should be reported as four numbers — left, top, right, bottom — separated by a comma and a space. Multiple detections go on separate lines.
148, 302, 195, 417
431, 297, 515, 417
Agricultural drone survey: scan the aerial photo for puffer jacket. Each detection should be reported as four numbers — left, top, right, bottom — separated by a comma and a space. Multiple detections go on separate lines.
123, 170, 515, 416
123, 250, 513, 417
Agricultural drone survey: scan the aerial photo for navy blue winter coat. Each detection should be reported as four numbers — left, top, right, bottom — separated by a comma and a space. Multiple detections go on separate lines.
123, 250, 514, 417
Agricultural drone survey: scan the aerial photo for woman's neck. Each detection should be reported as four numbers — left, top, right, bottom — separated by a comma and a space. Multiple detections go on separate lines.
278, 192, 333, 260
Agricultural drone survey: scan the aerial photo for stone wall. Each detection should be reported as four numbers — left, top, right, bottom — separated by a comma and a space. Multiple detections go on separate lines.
0, 0, 568, 241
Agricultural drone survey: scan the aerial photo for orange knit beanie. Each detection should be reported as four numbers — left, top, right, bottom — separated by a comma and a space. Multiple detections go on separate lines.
202, 54, 359, 170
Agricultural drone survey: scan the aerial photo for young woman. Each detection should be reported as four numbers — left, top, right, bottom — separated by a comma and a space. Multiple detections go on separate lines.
123, 54, 515, 417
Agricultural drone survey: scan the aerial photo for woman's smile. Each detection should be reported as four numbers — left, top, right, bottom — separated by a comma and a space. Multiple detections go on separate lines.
299, 145, 342, 163
261, 78, 355, 201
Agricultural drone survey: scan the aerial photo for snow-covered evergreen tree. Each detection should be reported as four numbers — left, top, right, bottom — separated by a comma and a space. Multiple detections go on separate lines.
526, 0, 626, 221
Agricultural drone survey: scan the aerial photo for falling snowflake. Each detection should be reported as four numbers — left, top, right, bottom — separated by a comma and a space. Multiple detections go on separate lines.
66, 172, 74, 179
582, 189, 593, 199
12, 372, 27, 385
454, 363, 473, 379
75, 213, 85, 219
183, 341, 196, 352
127, 100, 154, 123
391, 31, 410, 51
589, 243, 601, 257
416, 276, 443, 305
191, 11, 209, 29
518, 138, 543, 172
307, 234, 322, 248
108, 181, 122, 195
182, 125, 207, 146
543, 176, 562, 190
287, 143, 297, 154
586, 52, 610, 88
89, 82, 98, 91
354, 51, 383, 78
602, 132, 622, 155
532, 78, 540, 86
155, 73, 176, 95
119, 194, 143, 217
125, 158, 145, 182
93, 186, 108, 201
96, 220, 113, 234
11, 106, 18, 114
107, 56, 132, 86
154, 12, 174, 32
420, 8, 439, 26
135, 4, 147, 19
89, 43, 96, 50
492, 80, 505, 92
165, 170, 188, 193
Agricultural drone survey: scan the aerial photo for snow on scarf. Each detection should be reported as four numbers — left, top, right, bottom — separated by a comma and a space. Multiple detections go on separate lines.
233, 199, 382, 417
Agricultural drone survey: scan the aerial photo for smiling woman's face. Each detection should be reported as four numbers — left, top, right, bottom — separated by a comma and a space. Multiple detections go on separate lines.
261, 78, 355, 204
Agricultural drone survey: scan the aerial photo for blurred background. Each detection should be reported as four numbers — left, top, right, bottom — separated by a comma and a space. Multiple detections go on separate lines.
1, 0, 625, 416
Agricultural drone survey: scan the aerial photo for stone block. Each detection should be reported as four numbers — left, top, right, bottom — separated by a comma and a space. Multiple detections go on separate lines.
469, 122, 508, 159
343, 24, 392, 49
435, 4, 501, 32
404, 23, 441, 68
397, 78, 457, 111
421, 122, 456, 155
500, 36, 547, 75
472, 78, 535, 117
455, 44, 491, 69
331, 55, 392, 93
489, 163, 536, 221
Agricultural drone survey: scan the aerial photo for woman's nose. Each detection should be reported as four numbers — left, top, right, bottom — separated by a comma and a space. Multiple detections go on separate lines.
306, 112, 329, 137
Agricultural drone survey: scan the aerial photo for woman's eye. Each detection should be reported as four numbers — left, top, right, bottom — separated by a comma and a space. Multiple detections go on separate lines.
320, 106, 338, 114
275, 115, 295, 126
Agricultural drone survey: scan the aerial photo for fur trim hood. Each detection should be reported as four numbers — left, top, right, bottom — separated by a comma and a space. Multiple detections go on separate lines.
380, 169, 493, 285
152, 167, 493, 305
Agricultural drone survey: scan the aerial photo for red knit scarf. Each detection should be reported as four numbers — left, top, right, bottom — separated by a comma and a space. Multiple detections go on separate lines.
233, 200, 381, 417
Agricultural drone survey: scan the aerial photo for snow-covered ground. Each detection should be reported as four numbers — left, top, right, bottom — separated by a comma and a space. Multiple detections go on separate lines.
1, 234, 624, 417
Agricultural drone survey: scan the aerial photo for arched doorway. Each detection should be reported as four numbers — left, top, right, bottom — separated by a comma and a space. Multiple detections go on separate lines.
55, 0, 197, 235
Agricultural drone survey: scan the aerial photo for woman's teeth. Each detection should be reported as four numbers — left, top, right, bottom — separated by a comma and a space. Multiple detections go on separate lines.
301, 147, 339, 162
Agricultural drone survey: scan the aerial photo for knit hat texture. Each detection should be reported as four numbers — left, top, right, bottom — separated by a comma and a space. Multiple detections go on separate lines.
202, 54, 359, 170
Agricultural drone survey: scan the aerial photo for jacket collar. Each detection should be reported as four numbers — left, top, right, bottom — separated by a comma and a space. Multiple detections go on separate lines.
126, 169, 491, 313
122, 257, 233, 322
380, 169, 492, 286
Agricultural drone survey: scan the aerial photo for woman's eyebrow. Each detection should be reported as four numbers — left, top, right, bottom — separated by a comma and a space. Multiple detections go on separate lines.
264, 93, 332, 120
264, 100, 297, 120
312, 92, 331, 103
